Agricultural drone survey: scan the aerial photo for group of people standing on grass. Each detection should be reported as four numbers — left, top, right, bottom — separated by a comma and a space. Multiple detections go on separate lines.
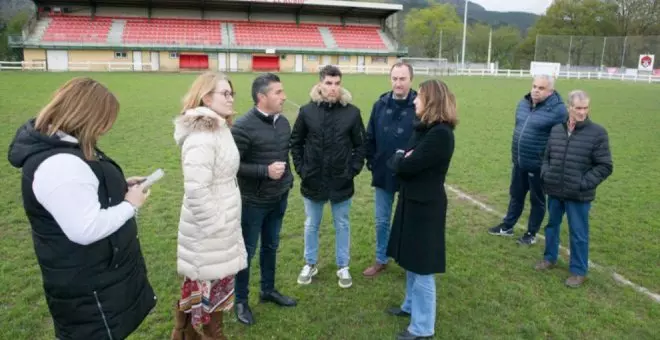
486, 75, 613, 288
166, 64, 457, 340
7, 61, 612, 340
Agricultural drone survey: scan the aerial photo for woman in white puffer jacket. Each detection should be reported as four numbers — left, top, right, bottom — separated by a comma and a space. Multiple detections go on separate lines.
171, 72, 248, 340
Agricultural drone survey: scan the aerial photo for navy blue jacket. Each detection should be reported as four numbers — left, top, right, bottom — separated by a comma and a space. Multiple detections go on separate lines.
511, 91, 568, 171
366, 90, 417, 193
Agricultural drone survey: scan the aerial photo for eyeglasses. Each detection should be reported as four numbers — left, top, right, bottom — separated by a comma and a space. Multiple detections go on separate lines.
212, 91, 236, 99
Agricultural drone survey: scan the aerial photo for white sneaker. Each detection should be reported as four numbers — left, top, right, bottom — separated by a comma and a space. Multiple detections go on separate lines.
297, 264, 318, 285
336, 267, 352, 288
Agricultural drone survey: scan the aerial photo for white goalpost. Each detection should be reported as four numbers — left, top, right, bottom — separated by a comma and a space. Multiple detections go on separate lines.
399, 57, 451, 75
530, 61, 562, 78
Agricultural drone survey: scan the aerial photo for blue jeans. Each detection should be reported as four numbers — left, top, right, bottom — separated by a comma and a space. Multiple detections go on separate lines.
235, 193, 288, 303
303, 197, 351, 268
375, 188, 395, 265
543, 196, 591, 276
503, 165, 546, 235
401, 271, 436, 337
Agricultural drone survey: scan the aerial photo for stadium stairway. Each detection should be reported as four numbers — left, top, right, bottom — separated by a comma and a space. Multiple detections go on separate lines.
107, 19, 126, 45
26, 18, 51, 44
318, 27, 337, 48
225, 23, 235, 46
378, 30, 396, 50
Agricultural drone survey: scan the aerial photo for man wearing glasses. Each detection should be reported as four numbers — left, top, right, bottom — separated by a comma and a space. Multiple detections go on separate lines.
230, 73, 296, 326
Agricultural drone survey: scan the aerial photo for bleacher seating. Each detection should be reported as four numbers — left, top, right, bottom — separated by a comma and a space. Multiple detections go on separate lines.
122, 18, 222, 45
328, 25, 387, 49
37, 15, 391, 51
232, 22, 325, 48
42, 16, 113, 43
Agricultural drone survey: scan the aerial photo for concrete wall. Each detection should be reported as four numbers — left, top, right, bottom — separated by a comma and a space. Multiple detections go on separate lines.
237, 53, 252, 71
68, 50, 118, 62
249, 13, 295, 22
204, 12, 246, 20
280, 54, 295, 72
337, 55, 357, 67
22, 49, 398, 73
24, 49, 46, 62
151, 8, 201, 19
96, 6, 147, 17
159, 51, 179, 71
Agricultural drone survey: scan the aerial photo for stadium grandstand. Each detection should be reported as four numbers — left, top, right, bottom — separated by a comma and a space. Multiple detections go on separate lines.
10, 0, 407, 72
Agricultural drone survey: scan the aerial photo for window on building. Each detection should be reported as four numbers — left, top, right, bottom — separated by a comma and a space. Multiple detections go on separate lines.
371, 56, 387, 64
307, 55, 318, 61
339, 55, 350, 62
169, 52, 179, 59
114, 51, 127, 59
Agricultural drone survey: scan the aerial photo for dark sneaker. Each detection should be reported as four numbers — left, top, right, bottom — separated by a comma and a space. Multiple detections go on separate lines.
534, 259, 555, 270
517, 232, 537, 245
565, 275, 586, 288
488, 223, 514, 236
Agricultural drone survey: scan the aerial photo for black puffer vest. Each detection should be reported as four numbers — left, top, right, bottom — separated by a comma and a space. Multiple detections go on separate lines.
8, 119, 157, 340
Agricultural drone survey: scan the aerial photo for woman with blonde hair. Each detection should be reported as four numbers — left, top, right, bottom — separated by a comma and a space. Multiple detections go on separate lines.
8, 77, 156, 339
172, 72, 248, 340
385, 79, 458, 340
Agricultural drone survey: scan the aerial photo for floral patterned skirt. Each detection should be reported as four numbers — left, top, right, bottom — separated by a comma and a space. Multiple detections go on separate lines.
176, 275, 235, 329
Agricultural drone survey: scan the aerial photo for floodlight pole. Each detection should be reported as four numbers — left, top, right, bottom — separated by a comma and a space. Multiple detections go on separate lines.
461, 0, 468, 72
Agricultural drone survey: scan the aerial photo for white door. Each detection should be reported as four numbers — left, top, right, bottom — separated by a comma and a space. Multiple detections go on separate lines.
132, 51, 142, 71
357, 56, 365, 73
229, 53, 238, 72
218, 53, 227, 71
322, 55, 332, 66
150, 52, 159, 71
295, 54, 303, 72
46, 50, 68, 71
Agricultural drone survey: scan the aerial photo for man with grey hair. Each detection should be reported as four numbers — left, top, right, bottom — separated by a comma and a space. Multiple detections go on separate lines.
231, 73, 296, 326
535, 90, 613, 287
488, 74, 568, 245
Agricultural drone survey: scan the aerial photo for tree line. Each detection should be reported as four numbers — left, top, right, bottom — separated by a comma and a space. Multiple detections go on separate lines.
403, 0, 660, 69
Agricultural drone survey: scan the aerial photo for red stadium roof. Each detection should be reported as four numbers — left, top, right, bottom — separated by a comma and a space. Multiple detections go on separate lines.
34, 0, 402, 18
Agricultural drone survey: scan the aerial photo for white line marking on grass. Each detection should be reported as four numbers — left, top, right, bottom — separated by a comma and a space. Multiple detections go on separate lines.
446, 184, 660, 304
287, 99, 660, 304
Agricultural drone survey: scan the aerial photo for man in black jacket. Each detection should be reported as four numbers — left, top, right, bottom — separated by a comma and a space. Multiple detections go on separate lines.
535, 90, 613, 288
231, 73, 296, 326
290, 65, 366, 289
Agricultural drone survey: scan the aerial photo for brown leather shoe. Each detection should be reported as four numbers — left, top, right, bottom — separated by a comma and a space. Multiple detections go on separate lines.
363, 263, 387, 277
565, 275, 586, 288
534, 260, 555, 271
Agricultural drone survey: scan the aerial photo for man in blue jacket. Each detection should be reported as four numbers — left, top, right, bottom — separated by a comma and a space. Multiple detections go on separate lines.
488, 75, 568, 245
363, 62, 417, 277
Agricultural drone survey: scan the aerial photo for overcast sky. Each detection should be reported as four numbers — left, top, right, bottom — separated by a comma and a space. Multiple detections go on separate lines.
470, 0, 553, 15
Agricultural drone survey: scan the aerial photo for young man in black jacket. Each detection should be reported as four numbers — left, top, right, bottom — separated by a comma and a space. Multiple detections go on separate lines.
231, 73, 296, 326
290, 65, 366, 289
535, 90, 613, 288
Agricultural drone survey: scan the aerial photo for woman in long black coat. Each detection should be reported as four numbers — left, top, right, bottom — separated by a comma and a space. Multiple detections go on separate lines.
385, 79, 458, 340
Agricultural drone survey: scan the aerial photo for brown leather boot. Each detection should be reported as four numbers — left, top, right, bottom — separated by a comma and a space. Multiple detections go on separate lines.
171, 305, 200, 340
200, 311, 226, 340
363, 263, 387, 277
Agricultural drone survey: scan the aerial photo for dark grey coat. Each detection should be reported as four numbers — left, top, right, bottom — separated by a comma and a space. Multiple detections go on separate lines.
541, 118, 613, 202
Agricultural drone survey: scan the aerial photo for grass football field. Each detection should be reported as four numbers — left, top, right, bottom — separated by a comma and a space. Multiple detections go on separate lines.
0, 72, 658, 339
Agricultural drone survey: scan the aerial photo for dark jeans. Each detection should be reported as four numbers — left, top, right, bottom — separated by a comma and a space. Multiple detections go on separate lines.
235, 192, 288, 303
502, 165, 546, 235
543, 197, 591, 276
